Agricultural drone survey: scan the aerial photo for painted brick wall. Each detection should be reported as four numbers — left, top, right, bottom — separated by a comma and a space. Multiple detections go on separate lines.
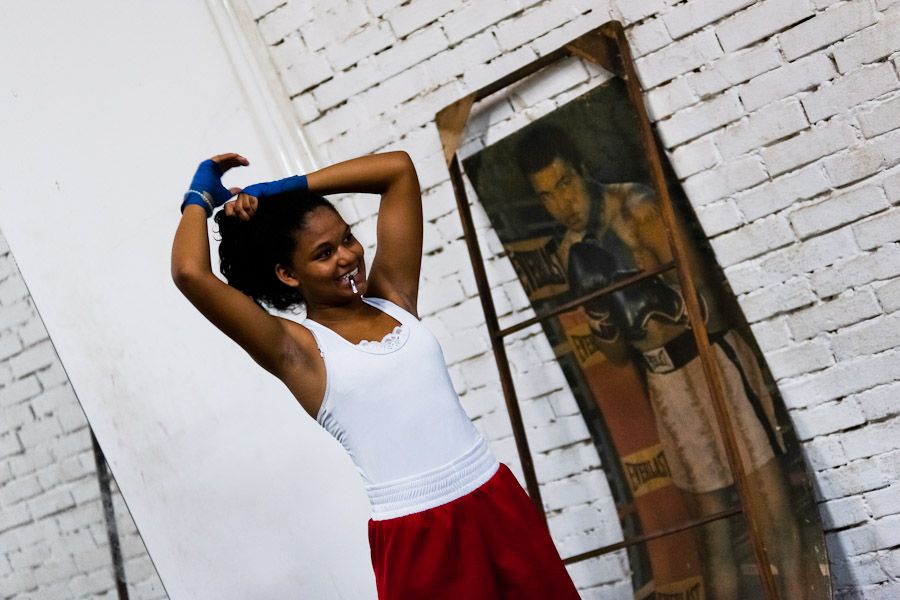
258, 0, 640, 595
247, 0, 900, 597
0, 229, 167, 600
2, 0, 899, 597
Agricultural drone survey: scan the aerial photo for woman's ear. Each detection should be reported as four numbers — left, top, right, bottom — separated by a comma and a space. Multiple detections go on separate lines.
275, 264, 299, 288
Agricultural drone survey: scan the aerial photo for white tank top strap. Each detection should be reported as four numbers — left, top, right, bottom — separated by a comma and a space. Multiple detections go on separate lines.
296, 322, 333, 423
299, 317, 329, 340
299, 320, 327, 357
360, 296, 414, 325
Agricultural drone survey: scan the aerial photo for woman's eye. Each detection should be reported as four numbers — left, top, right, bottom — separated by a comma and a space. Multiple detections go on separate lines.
344, 233, 354, 243
318, 249, 332, 259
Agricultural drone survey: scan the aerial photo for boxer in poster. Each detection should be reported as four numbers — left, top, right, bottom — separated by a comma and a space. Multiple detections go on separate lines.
514, 123, 804, 600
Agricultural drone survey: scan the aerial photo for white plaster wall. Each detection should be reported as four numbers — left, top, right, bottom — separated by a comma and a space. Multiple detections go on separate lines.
0, 228, 168, 599
248, 0, 900, 598
0, 1, 375, 599
3, 0, 900, 598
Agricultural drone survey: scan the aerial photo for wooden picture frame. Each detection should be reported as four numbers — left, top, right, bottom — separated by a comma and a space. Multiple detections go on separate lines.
436, 21, 831, 600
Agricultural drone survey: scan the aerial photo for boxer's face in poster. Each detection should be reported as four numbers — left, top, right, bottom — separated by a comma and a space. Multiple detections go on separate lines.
527, 158, 590, 232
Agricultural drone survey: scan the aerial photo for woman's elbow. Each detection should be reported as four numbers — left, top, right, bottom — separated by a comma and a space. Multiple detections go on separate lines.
386, 150, 415, 174
171, 264, 206, 293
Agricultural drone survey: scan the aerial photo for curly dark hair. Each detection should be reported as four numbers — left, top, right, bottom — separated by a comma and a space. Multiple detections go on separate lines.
214, 190, 336, 311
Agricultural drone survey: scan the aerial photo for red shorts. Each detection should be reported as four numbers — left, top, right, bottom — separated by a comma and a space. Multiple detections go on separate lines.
368, 464, 581, 600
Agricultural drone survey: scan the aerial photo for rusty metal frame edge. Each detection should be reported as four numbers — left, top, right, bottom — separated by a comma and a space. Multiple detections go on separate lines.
435, 22, 781, 594
606, 21, 780, 600
446, 157, 545, 518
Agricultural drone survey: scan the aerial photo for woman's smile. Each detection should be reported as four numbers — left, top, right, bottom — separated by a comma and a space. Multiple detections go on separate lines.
283, 205, 368, 302
338, 266, 361, 287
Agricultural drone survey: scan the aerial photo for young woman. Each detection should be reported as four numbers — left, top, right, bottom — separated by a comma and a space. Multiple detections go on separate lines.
171, 152, 580, 599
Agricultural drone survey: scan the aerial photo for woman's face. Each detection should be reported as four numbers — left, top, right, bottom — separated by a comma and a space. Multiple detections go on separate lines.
280, 206, 367, 305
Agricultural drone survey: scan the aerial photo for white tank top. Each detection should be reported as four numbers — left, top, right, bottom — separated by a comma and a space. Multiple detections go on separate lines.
301, 297, 498, 520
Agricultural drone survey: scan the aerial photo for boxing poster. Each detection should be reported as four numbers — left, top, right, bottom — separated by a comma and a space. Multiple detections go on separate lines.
462, 78, 831, 599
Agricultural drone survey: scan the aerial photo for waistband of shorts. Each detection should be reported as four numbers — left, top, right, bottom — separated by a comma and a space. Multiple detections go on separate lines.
642, 329, 727, 374
365, 437, 500, 521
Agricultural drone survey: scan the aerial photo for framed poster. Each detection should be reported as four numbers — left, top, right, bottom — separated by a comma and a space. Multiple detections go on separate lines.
440, 23, 831, 600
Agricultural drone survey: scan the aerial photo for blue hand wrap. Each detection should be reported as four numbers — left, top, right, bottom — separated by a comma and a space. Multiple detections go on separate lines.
181, 159, 235, 217
240, 175, 308, 199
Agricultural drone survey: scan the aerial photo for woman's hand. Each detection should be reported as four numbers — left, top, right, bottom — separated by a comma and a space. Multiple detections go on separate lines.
224, 192, 259, 221
182, 153, 248, 216
224, 172, 309, 221
210, 152, 250, 172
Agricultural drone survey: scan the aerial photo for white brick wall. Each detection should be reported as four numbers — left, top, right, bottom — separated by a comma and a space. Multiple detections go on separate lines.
248, 2, 642, 595
715, 0, 811, 50
247, 0, 900, 596
833, 6, 900, 72
778, 0, 877, 60
0, 230, 167, 600
2, 0, 898, 597
622, 8, 900, 593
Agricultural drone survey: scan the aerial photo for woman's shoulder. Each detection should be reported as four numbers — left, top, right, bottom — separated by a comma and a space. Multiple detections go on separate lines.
279, 316, 325, 358
277, 316, 328, 417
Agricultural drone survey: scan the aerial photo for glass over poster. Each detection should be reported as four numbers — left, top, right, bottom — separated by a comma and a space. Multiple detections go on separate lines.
441, 24, 832, 600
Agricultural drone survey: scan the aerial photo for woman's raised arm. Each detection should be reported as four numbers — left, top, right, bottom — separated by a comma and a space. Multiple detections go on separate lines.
171, 154, 311, 380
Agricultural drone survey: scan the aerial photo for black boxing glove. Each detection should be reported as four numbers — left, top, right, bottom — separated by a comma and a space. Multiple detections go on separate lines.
617, 278, 687, 341
570, 238, 688, 343
568, 239, 631, 343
